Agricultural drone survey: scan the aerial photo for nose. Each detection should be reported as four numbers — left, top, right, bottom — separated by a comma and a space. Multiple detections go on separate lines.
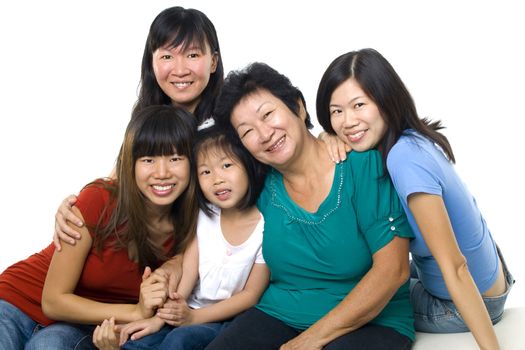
213, 171, 225, 186
257, 121, 274, 143
154, 159, 170, 179
343, 110, 359, 128
170, 56, 190, 76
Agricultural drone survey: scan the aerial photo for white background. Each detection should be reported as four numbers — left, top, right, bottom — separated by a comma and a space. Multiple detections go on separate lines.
0, 1, 523, 308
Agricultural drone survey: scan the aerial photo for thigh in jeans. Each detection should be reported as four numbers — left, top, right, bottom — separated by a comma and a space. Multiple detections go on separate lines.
0, 299, 38, 350
25, 322, 96, 350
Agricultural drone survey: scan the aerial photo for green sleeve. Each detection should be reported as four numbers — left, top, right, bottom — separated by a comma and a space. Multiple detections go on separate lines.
348, 150, 414, 254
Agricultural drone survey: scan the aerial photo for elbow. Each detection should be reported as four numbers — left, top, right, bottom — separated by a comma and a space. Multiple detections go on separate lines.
41, 293, 60, 320
385, 258, 411, 288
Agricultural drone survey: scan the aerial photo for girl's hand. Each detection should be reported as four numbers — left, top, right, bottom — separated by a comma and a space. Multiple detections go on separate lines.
318, 131, 351, 163
93, 317, 120, 350
117, 316, 165, 345
53, 194, 84, 251
136, 267, 169, 319
157, 292, 194, 326
156, 255, 183, 296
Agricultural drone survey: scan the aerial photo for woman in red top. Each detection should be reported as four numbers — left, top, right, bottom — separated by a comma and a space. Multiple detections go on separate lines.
0, 105, 198, 350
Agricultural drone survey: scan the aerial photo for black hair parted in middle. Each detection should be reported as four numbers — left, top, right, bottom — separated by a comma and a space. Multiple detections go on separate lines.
214, 62, 313, 130
193, 123, 268, 217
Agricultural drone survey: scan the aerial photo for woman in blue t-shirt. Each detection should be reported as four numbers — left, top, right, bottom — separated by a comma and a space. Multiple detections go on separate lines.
316, 48, 513, 350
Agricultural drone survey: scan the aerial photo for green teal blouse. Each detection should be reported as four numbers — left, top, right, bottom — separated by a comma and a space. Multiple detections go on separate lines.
256, 150, 415, 340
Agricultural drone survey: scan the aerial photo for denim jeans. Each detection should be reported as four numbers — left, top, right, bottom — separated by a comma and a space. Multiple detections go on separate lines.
122, 322, 230, 350
0, 299, 96, 350
410, 246, 515, 333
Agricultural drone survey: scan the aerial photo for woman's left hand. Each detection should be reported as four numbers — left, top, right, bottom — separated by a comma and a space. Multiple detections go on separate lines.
280, 331, 323, 350
318, 131, 351, 163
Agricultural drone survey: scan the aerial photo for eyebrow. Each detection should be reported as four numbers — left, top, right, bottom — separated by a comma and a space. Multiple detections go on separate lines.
329, 95, 365, 108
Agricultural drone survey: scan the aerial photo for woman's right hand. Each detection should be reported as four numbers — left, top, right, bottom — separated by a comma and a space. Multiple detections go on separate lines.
53, 194, 84, 251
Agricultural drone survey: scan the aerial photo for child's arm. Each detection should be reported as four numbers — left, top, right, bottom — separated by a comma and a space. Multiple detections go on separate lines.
175, 236, 199, 300
408, 193, 501, 350
42, 206, 160, 324
158, 263, 270, 325
116, 315, 165, 345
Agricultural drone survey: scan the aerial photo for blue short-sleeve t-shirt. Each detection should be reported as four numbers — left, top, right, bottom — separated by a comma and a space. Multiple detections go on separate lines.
386, 130, 499, 299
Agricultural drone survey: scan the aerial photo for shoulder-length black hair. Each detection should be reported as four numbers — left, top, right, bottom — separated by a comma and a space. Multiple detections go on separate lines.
133, 6, 224, 124
91, 105, 198, 271
316, 48, 455, 165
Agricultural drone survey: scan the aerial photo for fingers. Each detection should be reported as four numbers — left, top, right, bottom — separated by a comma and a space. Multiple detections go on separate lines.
337, 138, 349, 162
93, 317, 119, 349
53, 195, 83, 249
142, 266, 152, 281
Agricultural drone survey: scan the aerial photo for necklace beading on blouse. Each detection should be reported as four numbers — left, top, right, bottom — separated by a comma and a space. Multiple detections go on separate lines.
269, 163, 344, 226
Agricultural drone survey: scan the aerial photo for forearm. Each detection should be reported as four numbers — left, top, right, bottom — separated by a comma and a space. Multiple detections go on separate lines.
191, 290, 260, 324
301, 264, 407, 347
42, 294, 147, 325
444, 264, 500, 350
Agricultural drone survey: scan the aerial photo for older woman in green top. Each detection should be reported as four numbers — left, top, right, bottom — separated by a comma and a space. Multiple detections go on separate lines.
207, 62, 415, 350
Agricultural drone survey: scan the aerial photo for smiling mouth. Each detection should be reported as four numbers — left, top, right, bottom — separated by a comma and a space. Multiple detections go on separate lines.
267, 136, 285, 152
347, 130, 366, 142
153, 184, 174, 191
173, 82, 193, 89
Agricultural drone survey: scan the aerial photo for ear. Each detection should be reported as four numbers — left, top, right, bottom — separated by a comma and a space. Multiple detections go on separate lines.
210, 52, 219, 74
297, 98, 307, 122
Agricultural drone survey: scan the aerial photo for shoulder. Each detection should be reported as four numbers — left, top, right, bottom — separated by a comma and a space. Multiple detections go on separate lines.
75, 178, 115, 226
346, 149, 384, 177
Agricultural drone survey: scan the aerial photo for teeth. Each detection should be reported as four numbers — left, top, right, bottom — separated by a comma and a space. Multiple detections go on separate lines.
216, 190, 230, 195
174, 82, 191, 88
349, 131, 365, 141
153, 185, 173, 191
268, 137, 285, 151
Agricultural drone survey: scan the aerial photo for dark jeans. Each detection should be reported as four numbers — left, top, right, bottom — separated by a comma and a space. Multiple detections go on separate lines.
205, 307, 412, 350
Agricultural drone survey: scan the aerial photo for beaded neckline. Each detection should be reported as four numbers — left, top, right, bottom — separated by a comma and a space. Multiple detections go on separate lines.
268, 162, 344, 225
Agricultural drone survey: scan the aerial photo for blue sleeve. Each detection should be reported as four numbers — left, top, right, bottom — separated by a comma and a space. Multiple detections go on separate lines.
349, 151, 414, 254
386, 138, 443, 203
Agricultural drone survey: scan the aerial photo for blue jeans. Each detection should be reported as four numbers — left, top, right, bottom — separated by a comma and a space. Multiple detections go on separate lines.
410, 246, 514, 333
122, 322, 230, 350
0, 299, 96, 349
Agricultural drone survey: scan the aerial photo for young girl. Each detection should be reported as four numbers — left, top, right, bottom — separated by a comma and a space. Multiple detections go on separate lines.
316, 48, 513, 349
0, 105, 198, 349
94, 124, 270, 350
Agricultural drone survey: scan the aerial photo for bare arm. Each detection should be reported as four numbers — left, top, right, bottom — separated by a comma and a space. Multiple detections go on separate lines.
281, 236, 410, 350
175, 237, 199, 300
42, 206, 158, 324
158, 263, 270, 326
408, 193, 500, 350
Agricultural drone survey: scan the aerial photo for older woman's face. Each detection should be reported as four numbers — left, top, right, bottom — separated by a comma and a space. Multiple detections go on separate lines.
230, 90, 306, 169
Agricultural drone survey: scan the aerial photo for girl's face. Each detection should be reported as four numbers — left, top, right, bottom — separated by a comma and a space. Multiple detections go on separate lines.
329, 78, 387, 152
153, 41, 218, 113
197, 146, 249, 211
230, 90, 306, 170
135, 153, 190, 209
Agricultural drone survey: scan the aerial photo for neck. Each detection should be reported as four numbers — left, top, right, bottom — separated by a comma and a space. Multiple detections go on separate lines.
221, 205, 258, 221
277, 133, 331, 181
